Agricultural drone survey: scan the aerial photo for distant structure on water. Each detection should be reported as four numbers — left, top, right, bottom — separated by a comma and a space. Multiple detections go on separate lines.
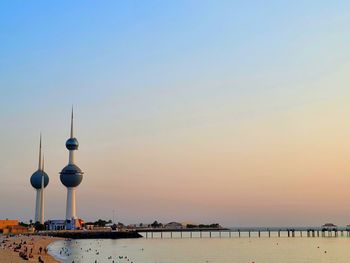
30, 134, 49, 224
60, 108, 84, 230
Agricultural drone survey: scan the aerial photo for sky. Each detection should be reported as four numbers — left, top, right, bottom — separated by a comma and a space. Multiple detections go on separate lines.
0, 0, 350, 227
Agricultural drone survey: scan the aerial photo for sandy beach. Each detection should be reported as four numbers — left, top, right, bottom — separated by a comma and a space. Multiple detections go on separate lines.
0, 235, 62, 263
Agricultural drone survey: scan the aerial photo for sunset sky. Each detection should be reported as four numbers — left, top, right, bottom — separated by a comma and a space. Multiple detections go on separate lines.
1, 1, 350, 226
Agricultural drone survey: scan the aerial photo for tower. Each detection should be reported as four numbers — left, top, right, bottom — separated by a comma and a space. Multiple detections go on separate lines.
60, 108, 83, 229
30, 134, 49, 224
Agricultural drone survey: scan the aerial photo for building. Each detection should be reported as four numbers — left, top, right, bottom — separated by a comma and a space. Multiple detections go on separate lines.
0, 220, 28, 234
46, 220, 66, 231
322, 223, 337, 231
30, 135, 49, 224
60, 108, 84, 230
46, 218, 84, 231
3, 225, 28, 234
0, 219, 18, 231
164, 222, 183, 229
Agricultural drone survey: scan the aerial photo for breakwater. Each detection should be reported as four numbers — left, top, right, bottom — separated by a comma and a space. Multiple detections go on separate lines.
43, 230, 142, 239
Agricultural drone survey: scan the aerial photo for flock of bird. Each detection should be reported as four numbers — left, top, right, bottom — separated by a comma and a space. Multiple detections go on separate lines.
54, 240, 138, 263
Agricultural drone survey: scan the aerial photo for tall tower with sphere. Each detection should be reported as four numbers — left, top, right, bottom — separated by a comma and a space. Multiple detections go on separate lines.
30, 134, 49, 224
60, 108, 83, 229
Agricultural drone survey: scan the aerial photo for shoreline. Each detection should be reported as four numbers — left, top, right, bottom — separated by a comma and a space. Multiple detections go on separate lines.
0, 234, 63, 263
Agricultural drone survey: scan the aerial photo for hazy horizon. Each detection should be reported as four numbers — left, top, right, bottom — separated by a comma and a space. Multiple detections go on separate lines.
1, 1, 350, 227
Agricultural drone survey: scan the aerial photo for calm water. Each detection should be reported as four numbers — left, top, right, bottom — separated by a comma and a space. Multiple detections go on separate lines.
48, 233, 350, 263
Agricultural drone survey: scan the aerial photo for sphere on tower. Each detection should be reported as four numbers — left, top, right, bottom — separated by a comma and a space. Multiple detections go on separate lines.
30, 170, 49, 189
60, 164, 83, 187
66, 138, 79, 150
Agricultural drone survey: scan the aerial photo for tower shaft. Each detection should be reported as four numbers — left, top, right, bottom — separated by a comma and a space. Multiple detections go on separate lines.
40, 173, 45, 224
69, 150, 75, 164
35, 189, 41, 223
66, 187, 76, 219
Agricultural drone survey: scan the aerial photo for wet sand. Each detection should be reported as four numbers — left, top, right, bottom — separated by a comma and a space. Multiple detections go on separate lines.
0, 235, 62, 263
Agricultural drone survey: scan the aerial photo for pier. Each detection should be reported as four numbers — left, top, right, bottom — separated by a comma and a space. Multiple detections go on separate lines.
137, 227, 350, 239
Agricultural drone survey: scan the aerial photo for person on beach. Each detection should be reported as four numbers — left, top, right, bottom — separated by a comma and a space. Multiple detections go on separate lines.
38, 255, 44, 263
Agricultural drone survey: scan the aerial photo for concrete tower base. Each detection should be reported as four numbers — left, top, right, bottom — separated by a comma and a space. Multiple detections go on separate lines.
66, 187, 76, 220
35, 189, 41, 223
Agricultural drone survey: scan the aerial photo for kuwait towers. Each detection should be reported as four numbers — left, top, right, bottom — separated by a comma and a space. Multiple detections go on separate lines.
30, 135, 49, 224
60, 108, 83, 229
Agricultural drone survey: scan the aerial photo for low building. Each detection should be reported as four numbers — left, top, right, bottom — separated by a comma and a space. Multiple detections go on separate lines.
322, 223, 337, 231
0, 220, 29, 234
165, 222, 183, 229
0, 219, 18, 231
46, 220, 66, 230
3, 225, 28, 234
46, 218, 84, 231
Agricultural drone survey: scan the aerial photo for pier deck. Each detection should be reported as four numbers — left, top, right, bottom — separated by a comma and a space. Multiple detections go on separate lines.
137, 228, 350, 239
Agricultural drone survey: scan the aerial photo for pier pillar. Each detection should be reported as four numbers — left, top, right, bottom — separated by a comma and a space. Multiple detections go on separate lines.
300, 231, 302, 237
249, 231, 251, 238
170, 232, 172, 238
210, 232, 212, 238
181, 231, 182, 238
190, 232, 192, 238
151, 232, 153, 238
317, 231, 319, 237
230, 231, 232, 238
200, 231, 202, 238
278, 230, 280, 237
268, 231, 270, 237
238, 230, 240, 238
161, 232, 163, 239
258, 231, 260, 238
219, 231, 221, 238
288, 230, 290, 237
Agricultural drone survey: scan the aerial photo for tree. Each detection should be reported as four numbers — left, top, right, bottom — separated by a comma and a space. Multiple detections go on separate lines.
34, 222, 45, 231
151, 221, 162, 228
94, 219, 108, 227
19, 222, 29, 227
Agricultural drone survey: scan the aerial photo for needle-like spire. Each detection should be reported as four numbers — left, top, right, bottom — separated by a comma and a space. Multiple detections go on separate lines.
42, 154, 45, 173
41, 154, 45, 189
70, 106, 74, 138
38, 133, 42, 170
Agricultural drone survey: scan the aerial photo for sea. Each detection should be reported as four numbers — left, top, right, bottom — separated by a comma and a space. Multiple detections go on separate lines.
48, 231, 350, 263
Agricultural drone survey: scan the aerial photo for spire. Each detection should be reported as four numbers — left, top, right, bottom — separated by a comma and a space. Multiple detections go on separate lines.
38, 133, 42, 170
70, 106, 74, 138
40, 154, 45, 224
42, 154, 45, 173
41, 154, 45, 189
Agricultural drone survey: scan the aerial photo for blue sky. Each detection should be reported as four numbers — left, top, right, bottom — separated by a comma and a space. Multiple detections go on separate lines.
1, 1, 350, 226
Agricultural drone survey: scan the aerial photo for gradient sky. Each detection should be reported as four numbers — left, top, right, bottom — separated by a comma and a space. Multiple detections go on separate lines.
1, 1, 350, 227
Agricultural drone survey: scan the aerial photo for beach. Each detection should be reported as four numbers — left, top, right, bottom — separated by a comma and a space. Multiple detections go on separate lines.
0, 235, 61, 263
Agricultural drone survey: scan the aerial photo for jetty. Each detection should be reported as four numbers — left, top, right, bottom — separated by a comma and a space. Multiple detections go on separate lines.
42, 230, 142, 239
